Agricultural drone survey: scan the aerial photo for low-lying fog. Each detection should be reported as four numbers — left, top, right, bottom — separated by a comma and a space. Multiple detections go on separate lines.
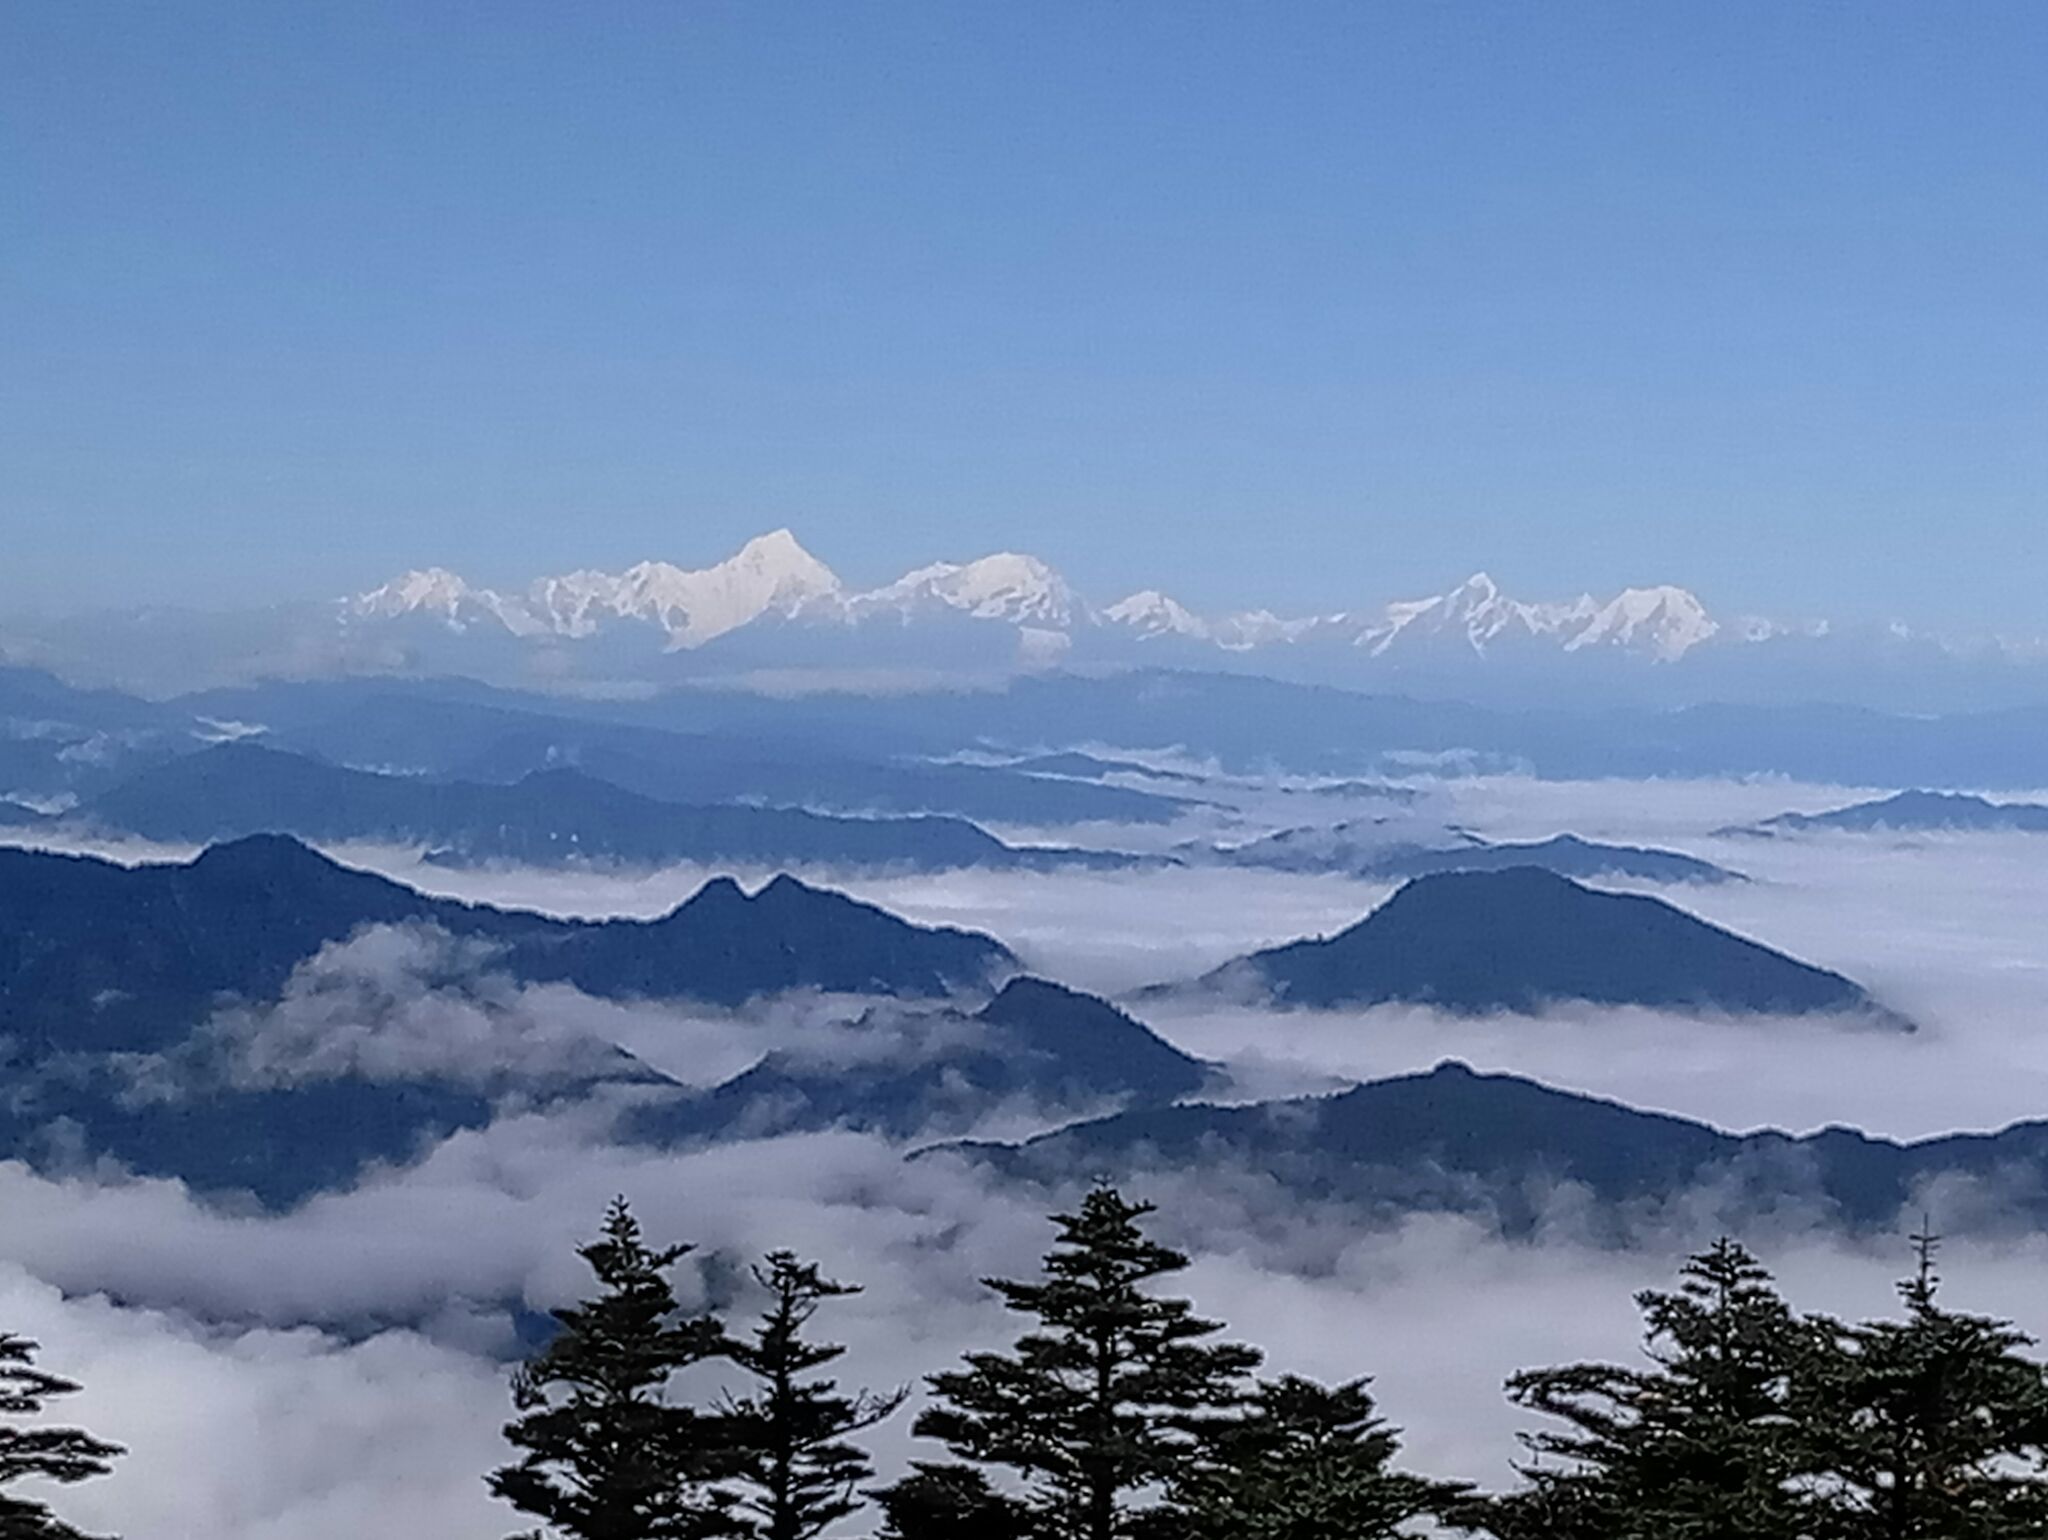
12, 771, 2048, 1537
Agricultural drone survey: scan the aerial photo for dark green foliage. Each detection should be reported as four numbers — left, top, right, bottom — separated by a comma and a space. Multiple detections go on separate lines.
1477, 1240, 1817, 1540
719, 1252, 906, 1540
1171, 1374, 1467, 1539
902, 1185, 1261, 1540
490, 1199, 742, 1540
1471, 1232, 2048, 1539
0, 1333, 123, 1540
872, 1462, 1032, 1540
1799, 1232, 2048, 1539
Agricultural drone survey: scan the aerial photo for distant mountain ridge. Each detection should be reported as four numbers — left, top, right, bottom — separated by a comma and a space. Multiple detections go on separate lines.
0, 836, 1015, 1057
18, 661, 2048, 826
1730, 789, 2048, 837
953, 1061, 2048, 1239
169, 684, 1192, 827
1216, 827, 1738, 884
1367, 833, 1739, 884
348, 530, 1732, 668
72, 742, 1140, 872
640, 976, 1213, 1144
1178, 867, 1903, 1025
326, 529, 2048, 706
20, 529, 2048, 707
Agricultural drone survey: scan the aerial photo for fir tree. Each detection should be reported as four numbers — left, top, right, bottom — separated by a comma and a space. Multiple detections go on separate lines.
895, 1184, 1261, 1540
0, 1334, 123, 1540
1476, 1238, 1817, 1540
719, 1251, 906, 1540
1171, 1374, 1468, 1540
1800, 1229, 2048, 1539
872, 1462, 1033, 1540
490, 1198, 743, 1540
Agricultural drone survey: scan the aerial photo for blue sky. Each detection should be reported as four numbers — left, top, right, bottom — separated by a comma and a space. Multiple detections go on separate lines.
4, 2, 2043, 628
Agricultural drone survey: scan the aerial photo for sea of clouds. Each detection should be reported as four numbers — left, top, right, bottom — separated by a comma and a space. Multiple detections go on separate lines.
12, 771, 2048, 1536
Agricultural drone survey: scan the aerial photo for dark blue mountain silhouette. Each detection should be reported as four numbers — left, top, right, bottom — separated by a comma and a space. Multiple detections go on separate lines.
76, 741, 1130, 871
1220, 826, 1736, 883
0, 836, 1016, 1205
1181, 867, 1903, 1025
640, 977, 1212, 1144
1732, 789, 2048, 837
0, 836, 1014, 1057
953, 1061, 2048, 1239
176, 683, 1189, 826
1363, 833, 1738, 884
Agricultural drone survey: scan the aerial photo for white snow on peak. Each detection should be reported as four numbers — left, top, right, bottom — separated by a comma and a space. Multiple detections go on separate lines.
1565, 585, 1719, 660
1736, 614, 1832, 644
1213, 609, 1325, 650
355, 531, 844, 648
351, 568, 547, 637
355, 567, 475, 619
1103, 590, 1211, 641
525, 569, 629, 639
1356, 573, 1715, 660
349, 533, 1737, 667
595, 530, 844, 648
1445, 571, 1501, 609
1361, 571, 1549, 655
849, 552, 1082, 627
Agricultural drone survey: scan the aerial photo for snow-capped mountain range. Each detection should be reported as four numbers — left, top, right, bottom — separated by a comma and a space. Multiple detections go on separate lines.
11, 526, 2037, 705
350, 529, 1732, 665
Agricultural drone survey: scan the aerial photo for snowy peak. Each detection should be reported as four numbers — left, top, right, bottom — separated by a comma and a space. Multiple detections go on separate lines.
1566, 586, 1720, 661
1360, 571, 1559, 656
352, 568, 547, 637
354, 567, 474, 621
1443, 571, 1503, 613
348, 532, 1726, 668
1103, 590, 1210, 642
354, 531, 845, 649
849, 552, 1081, 627
724, 528, 843, 602
1354, 573, 1716, 661
1212, 609, 1324, 650
600, 530, 844, 647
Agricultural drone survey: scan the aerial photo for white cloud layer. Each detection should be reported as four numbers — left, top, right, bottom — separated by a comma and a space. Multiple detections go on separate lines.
12, 775, 2048, 1535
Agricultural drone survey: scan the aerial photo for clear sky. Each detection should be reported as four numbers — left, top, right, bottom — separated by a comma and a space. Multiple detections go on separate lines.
4, 2, 2044, 629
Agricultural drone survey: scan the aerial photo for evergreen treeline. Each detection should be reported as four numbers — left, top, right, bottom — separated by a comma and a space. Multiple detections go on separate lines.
483, 1191, 2048, 1540
0, 1333, 123, 1539
19, 1189, 2048, 1538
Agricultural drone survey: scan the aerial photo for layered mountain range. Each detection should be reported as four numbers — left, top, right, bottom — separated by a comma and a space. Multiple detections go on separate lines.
0, 829, 1964, 1223
955, 1061, 2048, 1241
0, 836, 1014, 1058
314, 528, 2048, 710
14, 529, 2048, 706
58, 741, 1150, 872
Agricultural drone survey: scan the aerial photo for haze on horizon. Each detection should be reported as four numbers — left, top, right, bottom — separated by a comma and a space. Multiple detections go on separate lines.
5, 2, 2045, 630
